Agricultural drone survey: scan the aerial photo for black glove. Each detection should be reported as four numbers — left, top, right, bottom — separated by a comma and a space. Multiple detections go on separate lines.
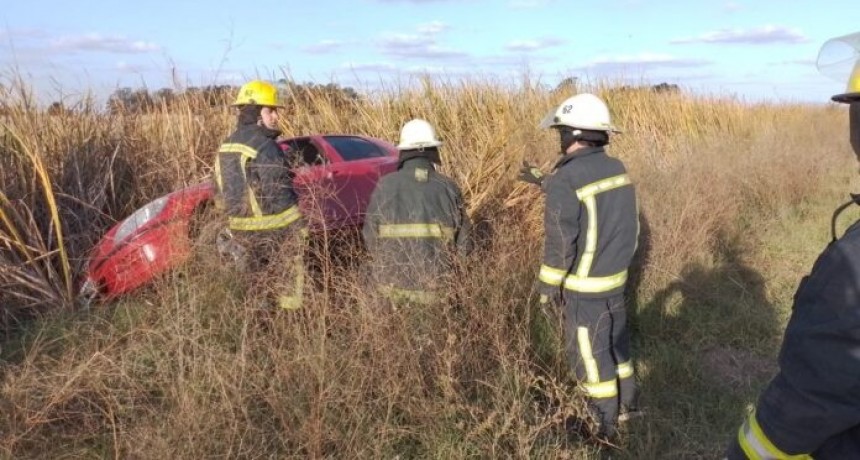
518, 161, 544, 186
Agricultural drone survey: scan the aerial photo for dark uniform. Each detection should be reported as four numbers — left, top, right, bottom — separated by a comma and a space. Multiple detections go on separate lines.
214, 122, 305, 309
537, 146, 639, 435
726, 37, 860, 459
362, 156, 471, 304
727, 220, 860, 459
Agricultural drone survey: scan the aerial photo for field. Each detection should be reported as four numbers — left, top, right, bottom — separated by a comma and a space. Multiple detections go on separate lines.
1, 78, 857, 459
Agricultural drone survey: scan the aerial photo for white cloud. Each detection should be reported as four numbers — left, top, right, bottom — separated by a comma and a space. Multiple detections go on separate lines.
671, 26, 809, 45
775, 58, 816, 66
724, 1, 743, 12
302, 39, 344, 54
375, 0, 461, 2
578, 53, 711, 73
417, 21, 450, 35
506, 37, 566, 52
378, 33, 468, 60
508, 0, 554, 8
50, 34, 160, 54
341, 61, 398, 73
0, 28, 48, 41
115, 61, 149, 73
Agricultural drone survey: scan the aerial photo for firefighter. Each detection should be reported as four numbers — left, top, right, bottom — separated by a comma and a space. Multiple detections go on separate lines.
726, 42, 860, 459
520, 93, 640, 440
362, 119, 472, 305
214, 80, 305, 310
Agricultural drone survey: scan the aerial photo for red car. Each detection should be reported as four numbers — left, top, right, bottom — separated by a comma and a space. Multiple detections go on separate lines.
80, 134, 399, 301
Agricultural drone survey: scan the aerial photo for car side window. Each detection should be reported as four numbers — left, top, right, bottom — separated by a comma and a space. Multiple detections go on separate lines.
325, 136, 387, 161
283, 139, 326, 167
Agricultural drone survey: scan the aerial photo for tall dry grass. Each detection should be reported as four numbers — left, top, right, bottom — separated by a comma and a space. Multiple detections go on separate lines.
0, 76, 854, 458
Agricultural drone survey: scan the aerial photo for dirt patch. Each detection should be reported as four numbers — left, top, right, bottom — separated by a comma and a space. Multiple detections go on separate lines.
700, 346, 778, 391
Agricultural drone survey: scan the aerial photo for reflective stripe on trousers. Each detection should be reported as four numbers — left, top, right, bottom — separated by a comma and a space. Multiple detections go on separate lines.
378, 223, 454, 240
228, 205, 303, 231
577, 326, 618, 399
737, 410, 812, 460
379, 285, 437, 305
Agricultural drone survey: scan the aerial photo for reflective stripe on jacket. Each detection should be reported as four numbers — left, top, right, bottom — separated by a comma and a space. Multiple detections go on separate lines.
728, 219, 860, 459
362, 156, 471, 292
539, 146, 638, 299
213, 124, 301, 232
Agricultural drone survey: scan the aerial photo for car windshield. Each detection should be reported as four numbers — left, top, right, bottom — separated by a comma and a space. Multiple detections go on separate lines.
325, 136, 388, 161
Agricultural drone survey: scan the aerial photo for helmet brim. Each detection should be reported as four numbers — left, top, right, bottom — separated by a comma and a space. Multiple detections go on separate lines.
833, 92, 860, 104
538, 108, 621, 132
396, 140, 443, 150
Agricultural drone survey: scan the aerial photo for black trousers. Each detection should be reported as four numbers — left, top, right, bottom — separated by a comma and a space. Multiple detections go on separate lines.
561, 293, 637, 434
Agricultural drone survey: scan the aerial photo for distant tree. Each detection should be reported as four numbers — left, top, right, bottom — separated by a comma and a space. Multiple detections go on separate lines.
554, 77, 579, 94
652, 82, 680, 94
47, 101, 66, 116
131, 88, 153, 112
107, 87, 134, 114
106, 87, 154, 114
153, 88, 175, 107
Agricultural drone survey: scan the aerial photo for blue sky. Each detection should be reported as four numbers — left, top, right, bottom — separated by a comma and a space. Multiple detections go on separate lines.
0, 0, 857, 103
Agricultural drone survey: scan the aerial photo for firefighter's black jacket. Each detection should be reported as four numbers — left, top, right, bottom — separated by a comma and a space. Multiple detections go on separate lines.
214, 123, 301, 232
538, 146, 638, 299
731, 219, 860, 458
362, 156, 471, 291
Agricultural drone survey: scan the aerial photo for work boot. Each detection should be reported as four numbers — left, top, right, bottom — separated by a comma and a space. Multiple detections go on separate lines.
618, 405, 646, 424
565, 415, 619, 447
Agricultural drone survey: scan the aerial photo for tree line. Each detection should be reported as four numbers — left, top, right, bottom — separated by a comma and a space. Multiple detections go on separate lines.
42, 81, 361, 115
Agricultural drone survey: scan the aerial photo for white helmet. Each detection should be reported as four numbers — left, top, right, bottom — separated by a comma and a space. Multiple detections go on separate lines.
397, 119, 443, 150
539, 93, 620, 133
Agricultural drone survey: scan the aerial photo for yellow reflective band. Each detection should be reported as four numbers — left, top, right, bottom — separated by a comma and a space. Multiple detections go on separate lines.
380, 285, 436, 305
617, 361, 634, 379
278, 253, 305, 311
214, 155, 224, 191
575, 174, 632, 199
378, 223, 453, 239
738, 410, 812, 460
233, 154, 264, 217
583, 380, 618, 399
247, 187, 263, 217
564, 270, 628, 293
219, 143, 258, 159
847, 60, 860, 93
538, 264, 567, 286
576, 195, 598, 277
228, 205, 302, 231
577, 327, 601, 384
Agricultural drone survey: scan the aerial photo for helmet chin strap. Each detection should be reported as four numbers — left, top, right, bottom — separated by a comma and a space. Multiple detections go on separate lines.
831, 193, 860, 241
559, 128, 579, 153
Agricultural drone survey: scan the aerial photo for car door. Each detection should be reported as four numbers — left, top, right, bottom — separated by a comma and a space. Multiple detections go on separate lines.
280, 137, 337, 230
319, 135, 398, 228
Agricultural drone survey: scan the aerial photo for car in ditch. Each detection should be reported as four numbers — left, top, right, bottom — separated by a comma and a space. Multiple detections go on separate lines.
80, 134, 400, 301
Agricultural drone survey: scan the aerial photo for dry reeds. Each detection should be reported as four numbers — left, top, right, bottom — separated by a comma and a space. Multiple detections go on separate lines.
0, 75, 853, 458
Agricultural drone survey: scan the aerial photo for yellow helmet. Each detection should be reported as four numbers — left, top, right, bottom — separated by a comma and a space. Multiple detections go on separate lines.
232, 80, 283, 107
834, 60, 860, 103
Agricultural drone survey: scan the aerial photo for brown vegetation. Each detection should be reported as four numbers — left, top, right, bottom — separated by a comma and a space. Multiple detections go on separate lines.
0, 77, 853, 458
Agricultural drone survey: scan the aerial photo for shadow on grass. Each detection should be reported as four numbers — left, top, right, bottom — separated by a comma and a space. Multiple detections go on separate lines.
621, 220, 781, 459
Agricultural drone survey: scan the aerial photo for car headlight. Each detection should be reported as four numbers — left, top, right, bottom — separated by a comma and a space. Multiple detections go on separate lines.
113, 196, 169, 244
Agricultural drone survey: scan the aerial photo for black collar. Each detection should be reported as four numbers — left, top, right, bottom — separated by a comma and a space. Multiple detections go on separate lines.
554, 146, 605, 170
238, 123, 281, 139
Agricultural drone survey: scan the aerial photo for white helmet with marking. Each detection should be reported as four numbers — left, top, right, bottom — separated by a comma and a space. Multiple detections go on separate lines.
540, 93, 620, 133
397, 119, 443, 150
